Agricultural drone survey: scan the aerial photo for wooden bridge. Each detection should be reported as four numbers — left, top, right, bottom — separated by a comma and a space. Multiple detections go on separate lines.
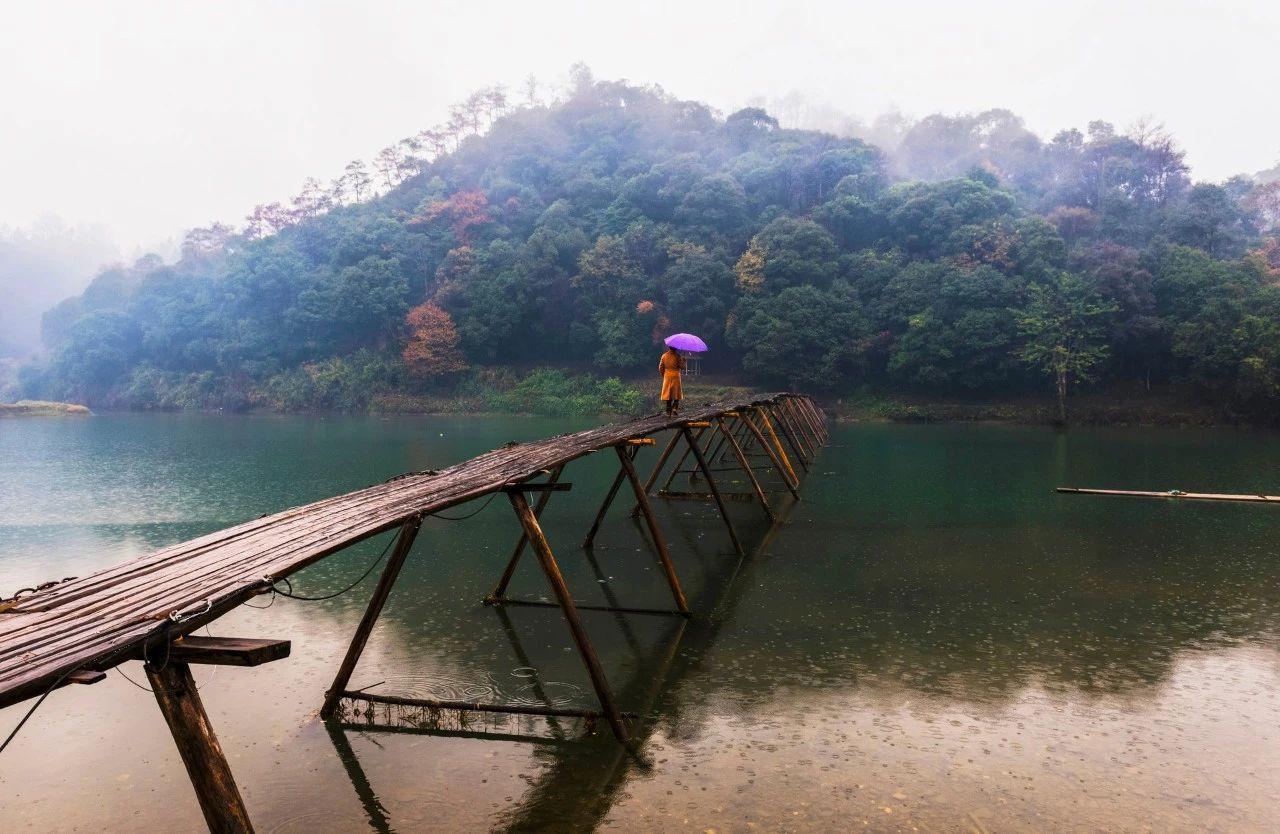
0, 393, 827, 832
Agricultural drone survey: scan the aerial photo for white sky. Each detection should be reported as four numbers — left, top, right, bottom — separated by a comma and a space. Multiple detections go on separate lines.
3, 0, 1278, 252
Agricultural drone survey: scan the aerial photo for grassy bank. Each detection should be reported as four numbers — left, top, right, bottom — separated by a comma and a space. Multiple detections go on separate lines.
0, 399, 91, 417
827, 391, 1231, 428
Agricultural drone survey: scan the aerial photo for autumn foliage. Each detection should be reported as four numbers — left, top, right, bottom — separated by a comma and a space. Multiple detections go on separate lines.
402, 302, 467, 376
412, 190, 491, 244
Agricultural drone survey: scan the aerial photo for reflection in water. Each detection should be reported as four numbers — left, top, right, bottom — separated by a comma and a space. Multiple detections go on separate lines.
1, 416, 1279, 831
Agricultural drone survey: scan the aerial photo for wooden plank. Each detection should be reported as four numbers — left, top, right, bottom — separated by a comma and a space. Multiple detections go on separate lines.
502, 482, 573, 492
1056, 487, 1280, 503
160, 637, 291, 667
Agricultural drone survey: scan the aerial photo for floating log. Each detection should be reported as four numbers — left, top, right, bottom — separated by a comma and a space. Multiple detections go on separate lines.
1056, 487, 1280, 504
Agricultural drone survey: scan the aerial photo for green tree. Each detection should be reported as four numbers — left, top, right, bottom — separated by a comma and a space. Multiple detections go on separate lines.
1014, 274, 1116, 422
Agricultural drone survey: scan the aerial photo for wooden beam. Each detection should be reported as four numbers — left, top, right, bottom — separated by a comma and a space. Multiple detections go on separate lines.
582, 450, 633, 549
738, 411, 801, 499
165, 637, 291, 667
752, 407, 801, 484
630, 430, 681, 518
656, 489, 757, 503
341, 690, 638, 721
320, 517, 423, 719
145, 661, 254, 833
616, 443, 690, 615
489, 464, 565, 600
717, 417, 776, 523
501, 482, 572, 493
680, 425, 745, 558
506, 490, 631, 744
763, 404, 810, 471
65, 669, 105, 685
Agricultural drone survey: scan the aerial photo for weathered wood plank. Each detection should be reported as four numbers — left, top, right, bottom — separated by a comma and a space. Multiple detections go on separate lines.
161, 637, 292, 667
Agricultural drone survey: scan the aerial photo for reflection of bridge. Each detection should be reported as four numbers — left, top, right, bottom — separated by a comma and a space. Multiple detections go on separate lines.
0, 394, 825, 832
330, 478, 800, 833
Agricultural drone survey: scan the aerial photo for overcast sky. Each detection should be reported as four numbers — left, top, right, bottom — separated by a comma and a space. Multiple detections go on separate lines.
4, 0, 1278, 253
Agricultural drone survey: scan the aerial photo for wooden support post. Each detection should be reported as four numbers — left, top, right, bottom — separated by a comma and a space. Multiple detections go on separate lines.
659, 425, 709, 492
739, 411, 801, 499
489, 465, 565, 598
145, 661, 254, 834
785, 398, 822, 452
680, 425, 746, 558
506, 490, 631, 744
716, 417, 775, 523
753, 406, 801, 483
615, 443, 690, 615
764, 403, 810, 471
778, 400, 815, 460
797, 397, 827, 442
321, 517, 423, 719
631, 430, 681, 518
582, 450, 633, 549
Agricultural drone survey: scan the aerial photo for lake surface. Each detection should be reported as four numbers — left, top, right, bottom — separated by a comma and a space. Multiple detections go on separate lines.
1, 413, 1279, 832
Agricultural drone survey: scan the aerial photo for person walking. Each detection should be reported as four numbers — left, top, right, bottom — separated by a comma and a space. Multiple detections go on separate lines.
659, 345, 686, 416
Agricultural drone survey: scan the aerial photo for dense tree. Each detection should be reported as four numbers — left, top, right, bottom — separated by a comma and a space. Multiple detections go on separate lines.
20, 73, 1279, 421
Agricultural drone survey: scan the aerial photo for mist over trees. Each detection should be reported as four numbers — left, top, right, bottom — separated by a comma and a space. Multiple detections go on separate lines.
18, 70, 1280, 420
0, 219, 118, 357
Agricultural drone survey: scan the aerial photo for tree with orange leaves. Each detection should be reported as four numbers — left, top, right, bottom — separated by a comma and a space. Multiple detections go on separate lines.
402, 302, 468, 376
411, 190, 492, 245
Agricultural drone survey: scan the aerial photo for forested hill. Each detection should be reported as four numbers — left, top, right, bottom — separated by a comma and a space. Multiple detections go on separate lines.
20, 74, 1280, 420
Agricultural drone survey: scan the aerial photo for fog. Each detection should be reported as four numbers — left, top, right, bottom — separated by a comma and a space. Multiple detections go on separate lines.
2, 0, 1277, 354
0, 221, 118, 356
5, 0, 1279, 251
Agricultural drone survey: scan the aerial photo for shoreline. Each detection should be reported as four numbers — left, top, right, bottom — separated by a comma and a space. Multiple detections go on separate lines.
62, 394, 1268, 430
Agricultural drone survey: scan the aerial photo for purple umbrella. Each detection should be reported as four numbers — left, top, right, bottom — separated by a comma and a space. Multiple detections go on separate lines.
664, 333, 708, 353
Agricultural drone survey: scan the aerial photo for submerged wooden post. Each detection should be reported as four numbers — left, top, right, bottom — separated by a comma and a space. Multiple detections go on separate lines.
145, 661, 254, 834
506, 489, 631, 744
489, 464, 565, 598
615, 443, 690, 615
680, 425, 745, 558
716, 417, 775, 523
321, 516, 423, 719
738, 411, 801, 499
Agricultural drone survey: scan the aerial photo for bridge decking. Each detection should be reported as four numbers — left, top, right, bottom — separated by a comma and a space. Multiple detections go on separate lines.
0, 393, 815, 710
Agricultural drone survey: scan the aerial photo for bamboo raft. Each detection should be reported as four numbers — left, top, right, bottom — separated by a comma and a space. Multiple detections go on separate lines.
0, 393, 827, 833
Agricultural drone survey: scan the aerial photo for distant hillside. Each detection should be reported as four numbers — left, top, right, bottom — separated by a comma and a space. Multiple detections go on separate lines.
21, 73, 1280, 421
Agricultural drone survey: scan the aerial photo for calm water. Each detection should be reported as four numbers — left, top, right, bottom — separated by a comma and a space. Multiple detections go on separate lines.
1, 414, 1279, 832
